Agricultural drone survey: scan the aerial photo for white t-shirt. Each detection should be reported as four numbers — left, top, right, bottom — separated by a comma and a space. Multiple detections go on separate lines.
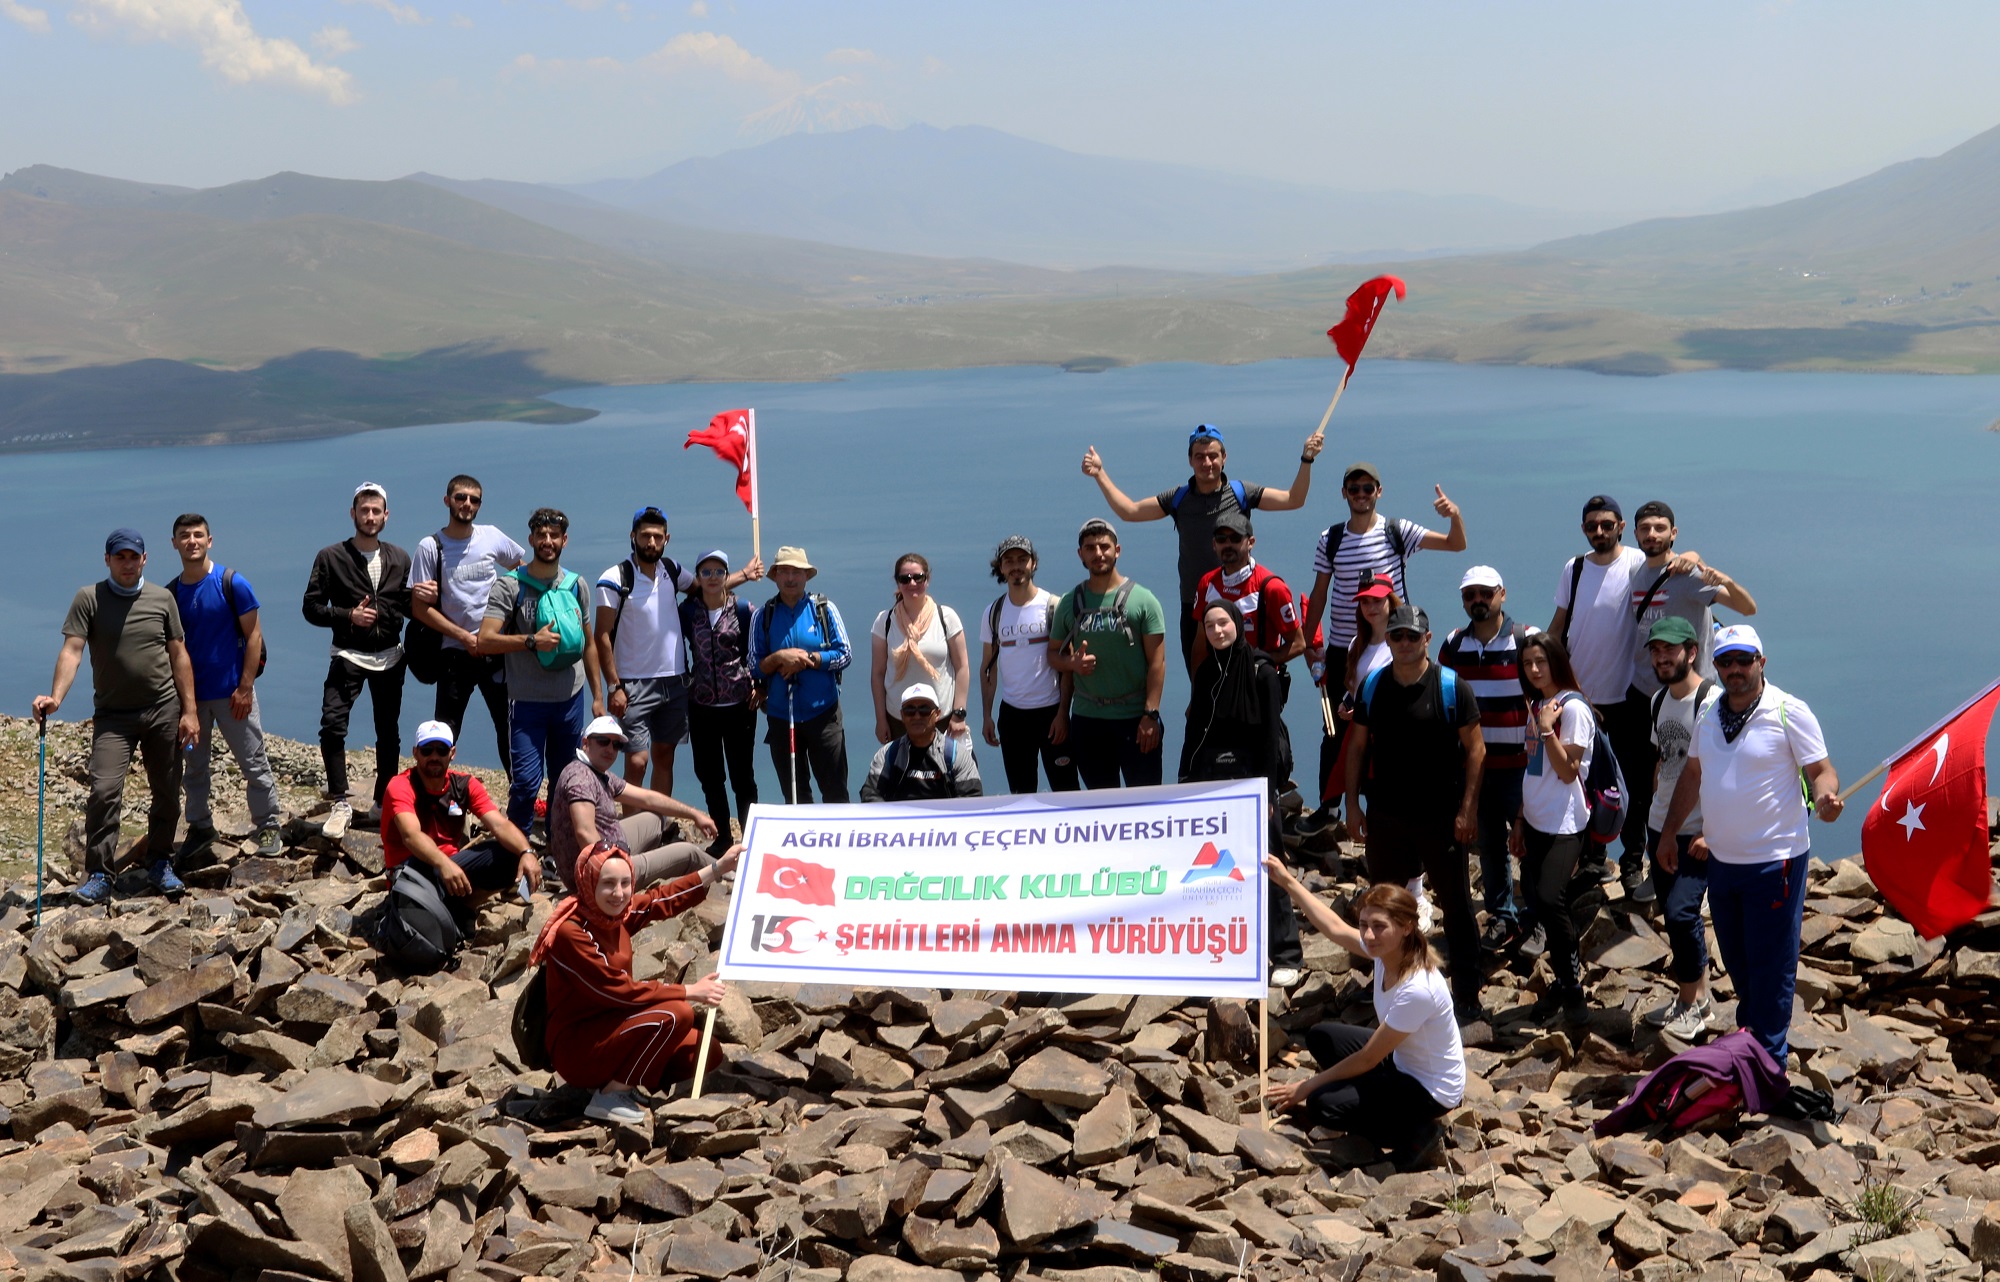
1374, 959, 1465, 1108
412, 526, 527, 651
1312, 515, 1433, 648
1553, 546, 1646, 704
1353, 641, 1390, 691
594, 558, 697, 680
1521, 694, 1594, 835
874, 604, 965, 714
980, 590, 1061, 711
1649, 680, 1722, 834
1689, 680, 1826, 865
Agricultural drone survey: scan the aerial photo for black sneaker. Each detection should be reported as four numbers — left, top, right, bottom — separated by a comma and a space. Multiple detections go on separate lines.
1388, 1119, 1445, 1173
1294, 806, 1333, 837
1526, 985, 1586, 1024
175, 824, 216, 861
1480, 916, 1521, 954
1453, 994, 1487, 1027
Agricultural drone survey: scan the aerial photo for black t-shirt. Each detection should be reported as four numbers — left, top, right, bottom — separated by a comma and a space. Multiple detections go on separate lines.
1154, 475, 1266, 603
1351, 661, 1479, 815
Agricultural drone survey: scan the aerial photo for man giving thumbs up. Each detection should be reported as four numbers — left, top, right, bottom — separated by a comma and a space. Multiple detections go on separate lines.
1049, 518, 1168, 789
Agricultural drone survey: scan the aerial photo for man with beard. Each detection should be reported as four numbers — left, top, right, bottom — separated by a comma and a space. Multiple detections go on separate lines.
593, 505, 761, 794
1049, 519, 1168, 789
550, 715, 717, 892
978, 535, 1077, 794
304, 483, 412, 838
1640, 617, 1724, 1041
481, 508, 602, 834
1654, 625, 1840, 1067
1187, 512, 1306, 680
410, 475, 526, 774
1438, 566, 1535, 956
382, 720, 540, 903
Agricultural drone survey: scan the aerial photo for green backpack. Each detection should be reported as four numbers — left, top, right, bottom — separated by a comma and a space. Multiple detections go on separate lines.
514, 569, 587, 670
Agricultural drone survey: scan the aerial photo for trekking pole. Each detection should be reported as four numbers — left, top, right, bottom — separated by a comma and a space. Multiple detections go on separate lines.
35, 712, 47, 926
786, 676, 802, 806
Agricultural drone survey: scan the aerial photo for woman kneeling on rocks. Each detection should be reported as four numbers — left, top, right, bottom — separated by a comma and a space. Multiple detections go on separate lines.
531, 840, 739, 1124
1261, 863, 1465, 1171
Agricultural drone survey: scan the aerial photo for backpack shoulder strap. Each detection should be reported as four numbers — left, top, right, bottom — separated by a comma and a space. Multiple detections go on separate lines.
1436, 663, 1459, 713
1229, 479, 1247, 512
1165, 484, 1189, 517
1359, 664, 1387, 716
943, 736, 958, 770
881, 737, 910, 790
981, 594, 1007, 681
1650, 686, 1669, 733
1560, 557, 1586, 644
1062, 583, 1088, 648
1110, 578, 1137, 644
1633, 567, 1674, 623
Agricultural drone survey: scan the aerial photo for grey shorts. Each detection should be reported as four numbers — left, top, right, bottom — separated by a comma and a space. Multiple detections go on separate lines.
620, 675, 690, 756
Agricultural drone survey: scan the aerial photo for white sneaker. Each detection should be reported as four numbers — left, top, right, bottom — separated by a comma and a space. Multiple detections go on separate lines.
1663, 997, 1714, 1042
584, 1089, 646, 1126
1269, 967, 1303, 989
322, 799, 353, 840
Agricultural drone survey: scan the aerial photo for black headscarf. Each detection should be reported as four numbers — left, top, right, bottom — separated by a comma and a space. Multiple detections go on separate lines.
1189, 600, 1265, 728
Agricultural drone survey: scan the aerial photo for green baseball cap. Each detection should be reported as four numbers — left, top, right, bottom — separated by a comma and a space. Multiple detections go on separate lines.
1647, 616, 1698, 646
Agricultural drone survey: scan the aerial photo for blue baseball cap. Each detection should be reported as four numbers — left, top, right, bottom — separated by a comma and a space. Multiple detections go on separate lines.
632, 505, 668, 530
105, 528, 145, 555
1188, 424, 1225, 447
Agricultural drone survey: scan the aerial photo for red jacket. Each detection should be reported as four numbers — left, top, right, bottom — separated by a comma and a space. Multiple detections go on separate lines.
543, 873, 709, 1038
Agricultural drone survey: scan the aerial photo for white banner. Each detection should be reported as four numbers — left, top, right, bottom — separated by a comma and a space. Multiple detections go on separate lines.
717, 780, 1270, 999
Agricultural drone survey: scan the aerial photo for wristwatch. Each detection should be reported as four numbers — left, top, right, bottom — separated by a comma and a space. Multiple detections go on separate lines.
1140, 709, 1162, 724
950, 707, 967, 721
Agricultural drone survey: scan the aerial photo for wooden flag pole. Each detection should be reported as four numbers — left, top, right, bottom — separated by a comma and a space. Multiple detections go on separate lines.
1837, 761, 1887, 806
690, 1006, 718, 1099
1318, 684, 1336, 737
1259, 997, 1271, 1130
1313, 367, 1354, 438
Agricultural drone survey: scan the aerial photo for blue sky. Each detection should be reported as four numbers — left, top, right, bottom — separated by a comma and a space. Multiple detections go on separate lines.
4, 0, 1997, 214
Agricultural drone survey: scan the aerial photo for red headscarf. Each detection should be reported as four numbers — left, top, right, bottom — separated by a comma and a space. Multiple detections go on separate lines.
530, 842, 636, 966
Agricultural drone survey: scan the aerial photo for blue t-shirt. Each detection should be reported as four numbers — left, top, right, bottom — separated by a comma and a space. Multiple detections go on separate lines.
169, 567, 259, 701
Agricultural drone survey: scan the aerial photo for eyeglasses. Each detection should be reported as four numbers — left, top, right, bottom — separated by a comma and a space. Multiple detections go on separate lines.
415, 744, 451, 756
896, 573, 928, 585
1344, 482, 1379, 496
1583, 519, 1619, 533
1211, 531, 1244, 544
1713, 653, 1758, 668
450, 493, 482, 505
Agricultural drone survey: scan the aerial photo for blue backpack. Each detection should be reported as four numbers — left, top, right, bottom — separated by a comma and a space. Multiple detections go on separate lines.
1165, 478, 1249, 520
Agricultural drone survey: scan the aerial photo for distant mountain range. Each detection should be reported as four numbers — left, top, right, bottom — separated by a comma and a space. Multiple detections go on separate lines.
563, 124, 1614, 272
2, 119, 1997, 448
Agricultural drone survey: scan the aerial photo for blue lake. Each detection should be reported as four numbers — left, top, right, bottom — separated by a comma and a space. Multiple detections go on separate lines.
9, 358, 1999, 846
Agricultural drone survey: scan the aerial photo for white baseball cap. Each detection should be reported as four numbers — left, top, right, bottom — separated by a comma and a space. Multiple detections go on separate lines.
414, 720, 454, 748
900, 683, 941, 711
583, 715, 628, 742
1460, 565, 1504, 590
353, 481, 388, 502
1713, 624, 1764, 658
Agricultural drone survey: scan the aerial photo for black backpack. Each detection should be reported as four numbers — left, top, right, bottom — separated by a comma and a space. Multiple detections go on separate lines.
172, 566, 269, 679
1319, 516, 1412, 595
403, 529, 449, 686
372, 864, 469, 972
602, 556, 685, 646
510, 967, 552, 1071
876, 735, 961, 800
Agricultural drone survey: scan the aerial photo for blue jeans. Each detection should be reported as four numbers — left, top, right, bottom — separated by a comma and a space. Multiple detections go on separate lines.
1475, 767, 1524, 924
506, 691, 588, 830
1648, 827, 1710, 986
1707, 852, 1808, 1065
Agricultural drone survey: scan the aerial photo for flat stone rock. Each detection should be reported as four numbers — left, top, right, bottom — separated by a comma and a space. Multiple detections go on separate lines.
1161, 1103, 1240, 1156
1522, 1184, 1628, 1240
903, 1214, 1002, 1268
847, 1258, 975, 1282
1009, 1046, 1112, 1109
344, 1203, 408, 1282
249, 1067, 396, 1130
274, 973, 370, 1025
997, 1158, 1112, 1246
1073, 1086, 1138, 1166
664, 1228, 760, 1279
278, 1165, 371, 1277
126, 952, 237, 1025
59, 967, 148, 1011
1234, 1124, 1310, 1174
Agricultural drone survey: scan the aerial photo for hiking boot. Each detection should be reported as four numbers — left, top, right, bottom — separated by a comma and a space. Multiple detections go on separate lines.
1269, 967, 1303, 989
322, 799, 353, 840
251, 825, 285, 858
149, 859, 186, 897
73, 872, 115, 907
1663, 996, 1714, 1042
1480, 916, 1521, 954
1293, 806, 1332, 837
1594, 857, 1619, 883
1453, 994, 1488, 1027
175, 824, 216, 861
353, 803, 383, 831
1387, 1119, 1445, 1173
1622, 869, 1656, 903
584, 1089, 647, 1126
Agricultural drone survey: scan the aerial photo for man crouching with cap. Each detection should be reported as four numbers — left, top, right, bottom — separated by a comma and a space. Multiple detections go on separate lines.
864, 684, 984, 803
548, 715, 718, 894
34, 527, 201, 905
382, 720, 540, 903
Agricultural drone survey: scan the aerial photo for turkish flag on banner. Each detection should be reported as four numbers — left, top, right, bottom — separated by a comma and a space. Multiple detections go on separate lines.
1860, 680, 2000, 938
756, 855, 837, 907
1326, 275, 1408, 373
683, 408, 758, 516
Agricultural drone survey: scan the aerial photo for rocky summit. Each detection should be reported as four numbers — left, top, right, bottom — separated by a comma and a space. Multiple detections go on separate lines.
1, 716, 1999, 1281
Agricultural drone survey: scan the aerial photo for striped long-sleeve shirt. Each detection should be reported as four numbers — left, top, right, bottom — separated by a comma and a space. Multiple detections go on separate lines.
1439, 618, 1531, 770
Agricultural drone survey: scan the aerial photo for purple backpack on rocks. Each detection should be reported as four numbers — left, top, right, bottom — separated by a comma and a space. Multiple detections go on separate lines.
1594, 1029, 1790, 1137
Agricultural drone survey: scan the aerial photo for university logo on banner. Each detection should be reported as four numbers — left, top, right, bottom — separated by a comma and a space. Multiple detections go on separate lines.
757, 856, 837, 907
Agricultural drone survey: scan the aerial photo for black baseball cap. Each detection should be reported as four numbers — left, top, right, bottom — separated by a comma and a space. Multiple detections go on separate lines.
1386, 604, 1428, 635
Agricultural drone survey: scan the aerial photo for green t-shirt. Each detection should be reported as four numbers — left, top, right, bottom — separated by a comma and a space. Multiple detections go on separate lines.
62, 582, 183, 712
1049, 579, 1165, 720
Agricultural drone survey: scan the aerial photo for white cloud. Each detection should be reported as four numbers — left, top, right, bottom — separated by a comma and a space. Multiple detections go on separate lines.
2, 0, 51, 32
687, 0, 706, 14
312, 24, 357, 55
69, 0, 357, 104
636, 31, 795, 92
340, 0, 422, 24
825, 47, 882, 67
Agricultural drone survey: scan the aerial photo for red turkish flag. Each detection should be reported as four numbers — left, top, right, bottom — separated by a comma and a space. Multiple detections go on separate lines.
683, 408, 757, 515
756, 855, 837, 907
1860, 681, 2000, 938
1326, 275, 1407, 373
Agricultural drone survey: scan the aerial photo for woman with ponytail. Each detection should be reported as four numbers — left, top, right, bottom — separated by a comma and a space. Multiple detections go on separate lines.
532, 841, 739, 1125
1182, 600, 1305, 986
1262, 867, 1465, 1170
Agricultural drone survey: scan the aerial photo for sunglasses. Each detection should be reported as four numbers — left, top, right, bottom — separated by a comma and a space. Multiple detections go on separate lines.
903, 705, 939, 717
450, 493, 482, 505
1211, 531, 1245, 544
1460, 588, 1496, 600
586, 735, 624, 747
1344, 482, 1379, 496
1584, 519, 1619, 533
1388, 630, 1425, 643
1714, 653, 1759, 668
415, 744, 451, 757
896, 573, 928, 585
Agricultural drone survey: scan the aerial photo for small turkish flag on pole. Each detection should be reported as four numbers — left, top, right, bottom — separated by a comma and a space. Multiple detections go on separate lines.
1859, 677, 2000, 938
685, 408, 762, 563
1313, 275, 1407, 439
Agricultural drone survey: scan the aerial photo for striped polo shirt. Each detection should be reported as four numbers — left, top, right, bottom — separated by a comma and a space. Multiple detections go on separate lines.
1439, 617, 1530, 769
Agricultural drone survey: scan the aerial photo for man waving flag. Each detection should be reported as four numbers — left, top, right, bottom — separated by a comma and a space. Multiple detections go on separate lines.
1859, 677, 2000, 938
